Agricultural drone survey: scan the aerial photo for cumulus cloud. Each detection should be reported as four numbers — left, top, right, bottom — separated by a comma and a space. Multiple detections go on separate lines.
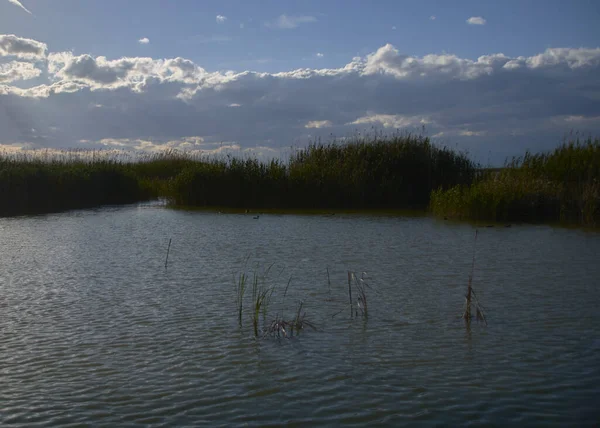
1, 34, 600, 163
0, 61, 41, 83
138, 37, 150, 44
0, 34, 47, 59
267, 14, 317, 29
305, 120, 332, 129
216, 15, 227, 23
316, 52, 324, 58
430, 16, 436, 20
349, 114, 430, 129
467, 16, 486, 25
46, 52, 210, 90
7, 0, 31, 14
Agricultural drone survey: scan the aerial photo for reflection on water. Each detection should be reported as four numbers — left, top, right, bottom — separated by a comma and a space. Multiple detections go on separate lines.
1, 202, 599, 426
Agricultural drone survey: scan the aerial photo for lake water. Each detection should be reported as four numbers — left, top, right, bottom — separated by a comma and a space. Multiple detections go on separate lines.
1, 202, 599, 426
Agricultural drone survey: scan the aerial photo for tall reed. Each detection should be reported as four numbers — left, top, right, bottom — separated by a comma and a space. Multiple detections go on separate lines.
431, 136, 600, 227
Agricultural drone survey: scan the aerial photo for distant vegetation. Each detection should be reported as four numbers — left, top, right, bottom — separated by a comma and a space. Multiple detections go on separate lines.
0, 152, 142, 216
1, 134, 598, 228
169, 134, 475, 209
431, 137, 600, 227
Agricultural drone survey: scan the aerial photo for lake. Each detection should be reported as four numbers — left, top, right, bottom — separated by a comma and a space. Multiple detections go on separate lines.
1, 202, 599, 426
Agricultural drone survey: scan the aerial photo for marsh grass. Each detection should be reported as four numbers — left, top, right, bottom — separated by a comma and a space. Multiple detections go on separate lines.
169, 133, 476, 210
236, 271, 247, 327
463, 230, 487, 325
0, 149, 197, 216
265, 300, 317, 338
432, 136, 600, 227
235, 261, 313, 338
347, 271, 372, 318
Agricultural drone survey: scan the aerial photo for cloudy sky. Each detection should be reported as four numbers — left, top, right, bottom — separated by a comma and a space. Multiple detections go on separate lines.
1, 0, 599, 163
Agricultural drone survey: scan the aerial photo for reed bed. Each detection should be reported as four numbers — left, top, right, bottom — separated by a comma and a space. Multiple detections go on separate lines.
0, 149, 202, 216
169, 134, 477, 210
431, 136, 600, 227
3, 134, 597, 227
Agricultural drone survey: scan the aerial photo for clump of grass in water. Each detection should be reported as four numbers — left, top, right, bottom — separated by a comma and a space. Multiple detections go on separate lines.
265, 300, 317, 338
250, 270, 275, 337
463, 230, 488, 325
235, 261, 316, 338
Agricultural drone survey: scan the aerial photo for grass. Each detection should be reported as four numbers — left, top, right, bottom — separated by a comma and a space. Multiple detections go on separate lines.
0, 133, 476, 216
431, 136, 600, 227
169, 133, 476, 210
234, 261, 322, 338
463, 230, 487, 325
2, 133, 598, 228
347, 271, 372, 318
0, 152, 143, 216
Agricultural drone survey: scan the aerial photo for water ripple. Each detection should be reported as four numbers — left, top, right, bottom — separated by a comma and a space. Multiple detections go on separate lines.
0, 207, 599, 426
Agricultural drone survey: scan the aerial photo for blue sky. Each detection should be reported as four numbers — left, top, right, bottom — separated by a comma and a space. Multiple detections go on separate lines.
1, 0, 599, 163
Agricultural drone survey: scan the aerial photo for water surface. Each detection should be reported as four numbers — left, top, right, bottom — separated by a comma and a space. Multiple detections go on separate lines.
1, 203, 599, 426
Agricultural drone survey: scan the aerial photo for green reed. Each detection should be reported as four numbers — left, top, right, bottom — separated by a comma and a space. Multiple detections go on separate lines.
431, 136, 600, 227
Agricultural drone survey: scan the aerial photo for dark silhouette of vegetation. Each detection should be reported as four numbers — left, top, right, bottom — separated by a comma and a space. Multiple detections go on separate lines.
0, 154, 143, 216
169, 134, 476, 210
1, 134, 598, 228
431, 136, 600, 227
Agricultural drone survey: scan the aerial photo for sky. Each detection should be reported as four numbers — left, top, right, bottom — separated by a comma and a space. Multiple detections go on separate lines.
1, 0, 599, 164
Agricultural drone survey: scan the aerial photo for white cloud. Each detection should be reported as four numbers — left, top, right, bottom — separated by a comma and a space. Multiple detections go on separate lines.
349, 114, 430, 129
563, 115, 600, 123
392, 26, 396, 30
240, 23, 245, 29
459, 130, 486, 137
430, 16, 436, 20
0, 61, 41, 83
7, 0, 31, 14
1, 34, 600, 162
267, 14, 317, 29
316, 52, 324, 58
467, 16, 486, 25
138, 37, 150, 44
0, 34, 47, 59
216, 15, 227, 23
46, 52, 211, 90
305, 120, 332, 129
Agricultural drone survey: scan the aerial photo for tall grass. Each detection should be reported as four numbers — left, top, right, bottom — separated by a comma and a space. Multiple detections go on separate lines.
0, 151, 143, 216
169, 134, 476, 210
0, 149, 202, 216
3, 134, 597, 227
431, 137, 600, 227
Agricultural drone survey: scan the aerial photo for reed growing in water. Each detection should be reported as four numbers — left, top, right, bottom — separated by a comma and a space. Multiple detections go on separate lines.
3, 134, 597, 228
0, 152, 143, 216
431, 136, 600, 227
168, 134, 477, 210
0, 149, 203, 216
